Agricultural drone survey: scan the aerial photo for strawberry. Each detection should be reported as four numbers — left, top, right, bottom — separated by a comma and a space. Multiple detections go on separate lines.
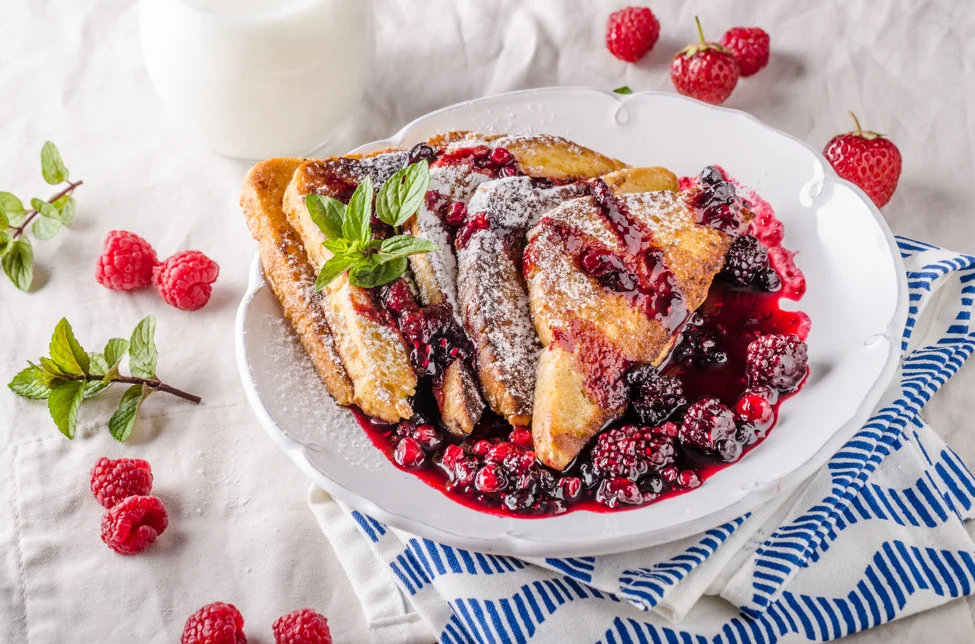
823, 113, 902, 208
671, 17, 740, 105
606, 6, 660, 63
720, 27, 770, 77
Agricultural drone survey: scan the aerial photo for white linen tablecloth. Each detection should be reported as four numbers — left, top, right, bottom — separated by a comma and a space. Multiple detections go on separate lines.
1, 1, 974, 642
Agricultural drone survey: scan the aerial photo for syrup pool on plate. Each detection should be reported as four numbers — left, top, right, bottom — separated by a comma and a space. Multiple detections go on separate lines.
353, 163, 809, 517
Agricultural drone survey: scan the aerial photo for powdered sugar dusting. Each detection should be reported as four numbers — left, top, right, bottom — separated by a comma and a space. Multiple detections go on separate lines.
352, 151, 408, 186
411, 164, 491, 318
457, 229, 540, 417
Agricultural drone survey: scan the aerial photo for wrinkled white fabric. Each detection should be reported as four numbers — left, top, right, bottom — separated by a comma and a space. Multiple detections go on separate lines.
1, 1, 973, 642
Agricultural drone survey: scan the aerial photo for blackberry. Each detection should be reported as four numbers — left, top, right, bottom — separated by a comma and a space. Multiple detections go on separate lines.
699, 165, 724, 186
627, 365, 687, 425
674, 327, 727, 365
746, 334, 808, 391
720, 235, 769, 286
589, 425, 676, 481
408, 142, 438, 165
754, 266, 782, 292
679, 398, 741, 462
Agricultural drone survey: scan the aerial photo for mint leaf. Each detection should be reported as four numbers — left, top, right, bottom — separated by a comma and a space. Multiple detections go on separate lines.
376, 161, 430, 227
108, 384, 150, 442
613, 86, 633, 95
0, 205, 7, 230
83, 352, 111, 399
315, 253, 360, 291
50, 318, 89, 375
53, 194, 76, 227
378, 234, 438, 262
0, 192, 25, 216
31, 198, 62, 240
48, 380, 84, 439
343, 176, 374, 246
104, 338, 129, 367
8, 364, 50, 399
322, 237, 353, 256
305, 194, 345, 240
88, 352, 109, 376
0, 231, 11, 256
40, 141, 69, 185
39, 356, 71, 387
349, 256, 407, 289
128, 316, 157, 379
2, 237, 32, 291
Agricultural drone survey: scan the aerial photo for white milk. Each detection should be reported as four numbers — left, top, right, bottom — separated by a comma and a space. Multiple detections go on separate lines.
139, 0, 374, 159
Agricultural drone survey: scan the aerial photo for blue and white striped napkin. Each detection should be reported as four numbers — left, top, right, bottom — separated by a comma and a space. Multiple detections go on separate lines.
310, 238, 975, 644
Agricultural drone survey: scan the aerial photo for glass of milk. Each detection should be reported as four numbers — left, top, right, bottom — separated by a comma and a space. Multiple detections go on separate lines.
139, 0, 374, 159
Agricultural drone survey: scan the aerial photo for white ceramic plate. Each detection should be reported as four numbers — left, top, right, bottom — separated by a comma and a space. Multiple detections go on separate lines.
235, 88, 908, 556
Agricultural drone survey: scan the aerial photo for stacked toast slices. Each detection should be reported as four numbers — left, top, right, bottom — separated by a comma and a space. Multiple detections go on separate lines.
240, 132, 745, 470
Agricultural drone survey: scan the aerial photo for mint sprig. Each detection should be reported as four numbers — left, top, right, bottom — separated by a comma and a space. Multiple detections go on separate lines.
0, 141, 83, 292
6, 316, 201, 440
304, 160, 437, 291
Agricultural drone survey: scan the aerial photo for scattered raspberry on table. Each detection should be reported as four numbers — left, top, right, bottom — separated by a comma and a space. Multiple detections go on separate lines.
720, 27, 770, 77
824, 112, 902, 208
90, 456, 153, 508
153, 249, 220, 311
100, 494, 168, 555
95, 230, 159, 291
671, 17, 740, 105
273, 608, 332, 644
182, 602, 247, 644
605, 6, 660, 63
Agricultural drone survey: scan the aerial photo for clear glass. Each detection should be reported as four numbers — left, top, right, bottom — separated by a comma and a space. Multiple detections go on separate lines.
139, 0, 375, 159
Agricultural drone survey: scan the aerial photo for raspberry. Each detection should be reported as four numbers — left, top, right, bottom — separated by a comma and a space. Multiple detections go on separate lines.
720, 235, 769, 286
394, 437, 426, 468
720, 27, 770, 77
100, 495, 168, 555
90, 457, 153, 508
182, 602, 247, 644
746, 333, 809, 391
606, 7, 660, 63
273, 608, 332, 644
679, 398, 741, 462
627, 366, 687, 426
95, 230, 158, 291
590, 425, 676, 481
152, 250, 220, 311
475, 464, 508, 494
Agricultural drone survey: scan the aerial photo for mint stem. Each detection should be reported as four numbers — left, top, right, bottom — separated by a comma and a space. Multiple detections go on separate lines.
11, 179, 83, 239
75, 373, 202, 404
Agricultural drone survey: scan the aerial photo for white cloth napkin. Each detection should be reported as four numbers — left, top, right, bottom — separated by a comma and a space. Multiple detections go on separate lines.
309, 238, 975, 643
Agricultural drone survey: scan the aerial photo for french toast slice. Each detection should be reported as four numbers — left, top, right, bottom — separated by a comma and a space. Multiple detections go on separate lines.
526, 178, 750, 469
281, 142, 491, 433
281, 151, 419, 424
240, 157, 355, 406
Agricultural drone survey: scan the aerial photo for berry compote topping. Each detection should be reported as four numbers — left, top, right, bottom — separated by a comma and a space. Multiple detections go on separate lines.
693, 165, 750, 235
350, 167, 809, 517
378, 279, 473, 383
570, 179, 688, 332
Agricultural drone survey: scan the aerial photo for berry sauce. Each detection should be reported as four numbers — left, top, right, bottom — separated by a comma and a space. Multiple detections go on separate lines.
349, 162, 808, 517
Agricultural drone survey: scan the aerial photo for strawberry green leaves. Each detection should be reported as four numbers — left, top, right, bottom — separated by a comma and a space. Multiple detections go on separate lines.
6, 316, 199, 441
305, 160, 438, 291
1, 141, 82, 292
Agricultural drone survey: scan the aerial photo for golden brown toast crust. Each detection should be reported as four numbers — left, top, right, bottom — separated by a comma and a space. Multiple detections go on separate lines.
240, 158, 355, 406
